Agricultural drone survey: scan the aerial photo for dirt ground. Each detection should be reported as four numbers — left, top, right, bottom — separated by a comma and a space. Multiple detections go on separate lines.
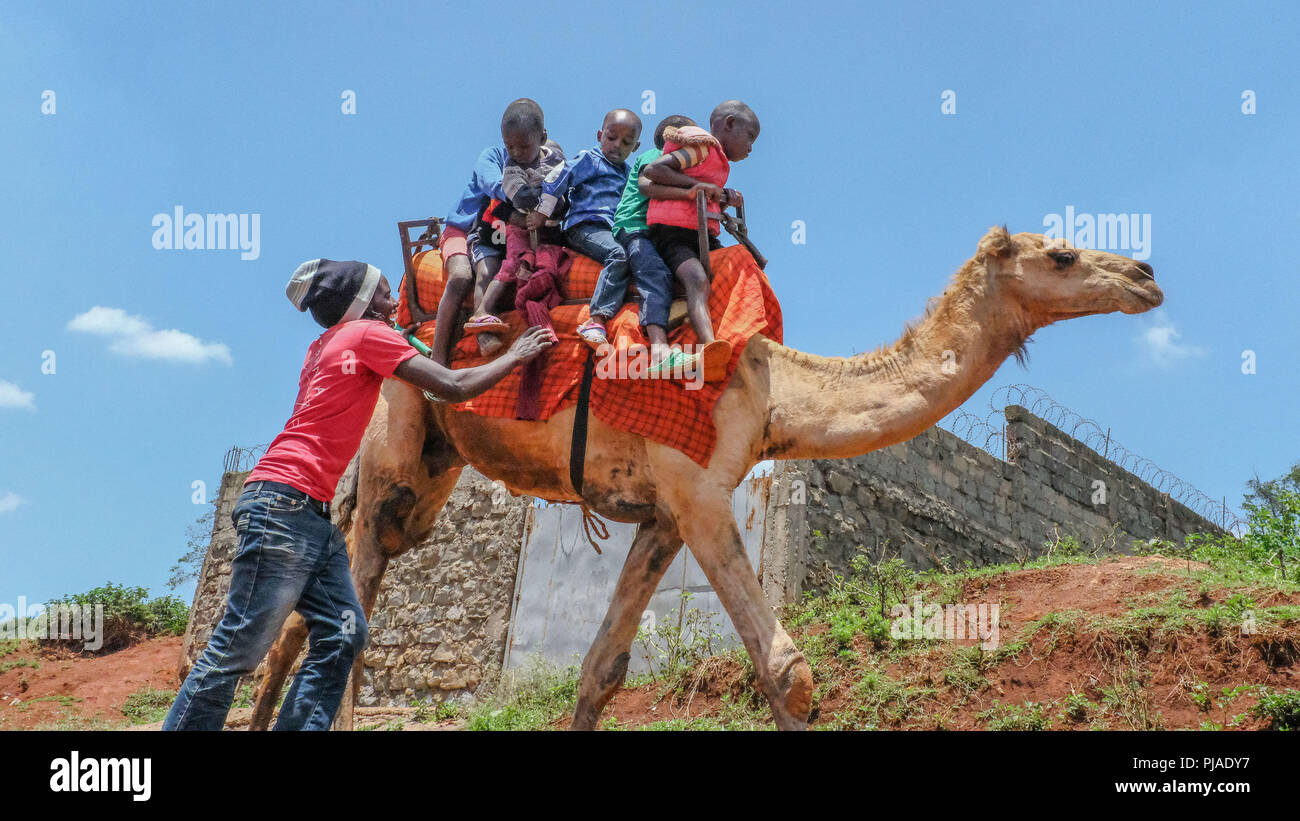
5, 556, 1296, 730
561, 556, 1300, 730
0, 635, 185, 729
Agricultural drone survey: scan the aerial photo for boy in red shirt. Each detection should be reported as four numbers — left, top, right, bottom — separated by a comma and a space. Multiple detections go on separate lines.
164, 259, 551, 730
643, 100, 760, 382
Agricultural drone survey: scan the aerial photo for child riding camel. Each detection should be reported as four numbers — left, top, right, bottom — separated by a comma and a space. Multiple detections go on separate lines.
643, 100, 760, 382
427, 98, 544, 366
612, 113, 700, 376
531, 108, 642, 352
461, 103, 568, 357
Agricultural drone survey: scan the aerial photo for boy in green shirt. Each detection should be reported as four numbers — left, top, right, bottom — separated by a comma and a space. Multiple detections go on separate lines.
611, 114, 699, 374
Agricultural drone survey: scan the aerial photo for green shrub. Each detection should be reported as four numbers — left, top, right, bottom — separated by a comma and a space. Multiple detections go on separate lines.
40, 582, 189, 654
1251, 688, 1300, 730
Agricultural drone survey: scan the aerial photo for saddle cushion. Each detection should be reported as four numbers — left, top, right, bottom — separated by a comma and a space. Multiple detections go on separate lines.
395, 245, 782, 468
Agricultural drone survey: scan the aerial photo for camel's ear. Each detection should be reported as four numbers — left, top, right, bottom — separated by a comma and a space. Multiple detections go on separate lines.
977, 225, 1014, 260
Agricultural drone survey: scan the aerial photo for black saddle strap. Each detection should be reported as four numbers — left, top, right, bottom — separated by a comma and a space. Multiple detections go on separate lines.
569, 351, 596, 496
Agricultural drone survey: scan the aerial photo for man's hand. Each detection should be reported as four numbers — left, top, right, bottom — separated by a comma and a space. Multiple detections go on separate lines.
525, 210, 547, 230
508, 326, 554, 362
394, 325, 554, 403
724, 188, 744, 208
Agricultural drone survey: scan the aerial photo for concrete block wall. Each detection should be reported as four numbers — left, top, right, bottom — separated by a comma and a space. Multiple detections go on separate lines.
777, 405, 1224, 597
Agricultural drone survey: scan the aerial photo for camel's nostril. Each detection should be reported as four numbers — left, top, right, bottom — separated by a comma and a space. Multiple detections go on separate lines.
1137, 261, 1154, 279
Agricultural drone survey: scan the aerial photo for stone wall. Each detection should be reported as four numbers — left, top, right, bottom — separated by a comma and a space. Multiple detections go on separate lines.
773, 405, 1225, 596
359, 469, 529, 706
177, 470, 247, 681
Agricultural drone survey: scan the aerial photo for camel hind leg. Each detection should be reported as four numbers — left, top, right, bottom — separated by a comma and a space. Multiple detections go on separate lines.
570, 511, 684, 730
249, 380, 463, 730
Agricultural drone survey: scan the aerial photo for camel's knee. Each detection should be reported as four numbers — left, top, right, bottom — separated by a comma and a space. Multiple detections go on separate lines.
599, 651, 630, 691
371, 484, 417, 554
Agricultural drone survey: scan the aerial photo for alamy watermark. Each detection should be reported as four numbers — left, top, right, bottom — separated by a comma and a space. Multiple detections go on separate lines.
0, 597, 104, 651
1042, 205, 1151, 260
151, 206, 261, 260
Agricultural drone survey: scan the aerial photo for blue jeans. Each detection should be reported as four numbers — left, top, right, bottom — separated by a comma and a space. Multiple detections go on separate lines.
567, 221, 629, 320
617, 228, 673, 330
163, 481, 368, 731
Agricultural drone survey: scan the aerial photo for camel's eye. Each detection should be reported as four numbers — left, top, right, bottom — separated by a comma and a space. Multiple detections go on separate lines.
1048, 249, 1078, 269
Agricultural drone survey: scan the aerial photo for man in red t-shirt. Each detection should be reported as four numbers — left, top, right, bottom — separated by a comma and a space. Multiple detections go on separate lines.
164, 259, 551, 731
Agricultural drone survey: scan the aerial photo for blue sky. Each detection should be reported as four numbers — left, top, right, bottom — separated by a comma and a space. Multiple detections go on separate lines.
2, 0, 1296, 606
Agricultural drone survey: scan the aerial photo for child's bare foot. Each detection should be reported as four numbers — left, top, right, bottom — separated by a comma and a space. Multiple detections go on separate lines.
477, 332, 503, 356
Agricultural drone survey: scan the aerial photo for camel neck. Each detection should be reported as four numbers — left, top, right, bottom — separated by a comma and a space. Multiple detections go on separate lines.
761, 262, 1034, 461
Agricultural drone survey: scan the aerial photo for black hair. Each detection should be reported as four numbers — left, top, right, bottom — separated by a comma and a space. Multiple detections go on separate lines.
709, 99, 757, 129
653, 114, 696, 150
501, 98, 545, 137
602, 108, 642, 134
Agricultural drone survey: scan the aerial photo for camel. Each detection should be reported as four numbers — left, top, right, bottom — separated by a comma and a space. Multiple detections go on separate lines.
247, 226, 1162, 731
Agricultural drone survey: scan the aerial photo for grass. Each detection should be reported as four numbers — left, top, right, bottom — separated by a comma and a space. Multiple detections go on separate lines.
121, 688, 176, 725
978, 700, 1053, 731
461, 657, 580, 731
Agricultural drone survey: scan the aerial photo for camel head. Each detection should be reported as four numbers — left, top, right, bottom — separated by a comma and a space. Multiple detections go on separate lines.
976, 226, 1163, 325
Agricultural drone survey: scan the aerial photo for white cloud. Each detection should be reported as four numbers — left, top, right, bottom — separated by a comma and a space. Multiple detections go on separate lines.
0, 491, 27, 515
0, 380, 36, 410
1138, 311, 1205, 367
67, 306, 233, 365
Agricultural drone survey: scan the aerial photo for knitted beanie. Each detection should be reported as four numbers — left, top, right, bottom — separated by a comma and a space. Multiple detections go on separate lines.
285, 259, 382, 328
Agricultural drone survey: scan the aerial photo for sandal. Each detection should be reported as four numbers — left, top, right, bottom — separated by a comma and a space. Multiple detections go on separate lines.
646, 347, 701, 379
576, 319, 608, 350
698, 339, 732, 382
464, 315, 509, 334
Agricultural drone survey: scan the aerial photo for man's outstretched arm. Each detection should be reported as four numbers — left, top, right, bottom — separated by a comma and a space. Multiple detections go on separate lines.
393, 326, 553, 403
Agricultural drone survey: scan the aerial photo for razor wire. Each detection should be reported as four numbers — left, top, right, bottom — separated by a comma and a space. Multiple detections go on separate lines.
223, 443, 268, 474
938, 384, 1242, 532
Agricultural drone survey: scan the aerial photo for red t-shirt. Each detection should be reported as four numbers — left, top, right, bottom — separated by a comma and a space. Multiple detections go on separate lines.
247, 320, 420, 503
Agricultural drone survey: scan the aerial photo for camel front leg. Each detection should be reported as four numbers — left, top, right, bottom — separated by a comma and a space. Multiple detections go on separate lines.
331, 387, 466, 730
571, 512, 683, 730
657, 479, 813, 730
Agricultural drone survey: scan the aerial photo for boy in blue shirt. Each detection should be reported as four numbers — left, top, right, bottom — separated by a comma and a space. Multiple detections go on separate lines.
530, 108, 642, 349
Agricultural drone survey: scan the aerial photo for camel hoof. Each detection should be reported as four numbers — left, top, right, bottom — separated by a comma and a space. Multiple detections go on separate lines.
779, 654, 814, 723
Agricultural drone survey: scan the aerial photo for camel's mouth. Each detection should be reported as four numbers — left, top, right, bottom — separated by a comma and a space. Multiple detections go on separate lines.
1120, 279, 1164, 312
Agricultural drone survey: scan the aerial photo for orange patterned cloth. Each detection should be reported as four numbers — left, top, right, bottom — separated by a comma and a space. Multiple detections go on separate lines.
396, 245, 783, 467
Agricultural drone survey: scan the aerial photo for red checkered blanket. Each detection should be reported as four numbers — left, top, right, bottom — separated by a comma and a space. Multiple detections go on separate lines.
396, 245, 783, 467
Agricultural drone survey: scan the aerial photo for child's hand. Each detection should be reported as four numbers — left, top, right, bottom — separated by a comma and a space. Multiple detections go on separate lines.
692, 183, 726, 203
509, 326, 555, 362
525, 210, 547, 230
724, 188, 744, 208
